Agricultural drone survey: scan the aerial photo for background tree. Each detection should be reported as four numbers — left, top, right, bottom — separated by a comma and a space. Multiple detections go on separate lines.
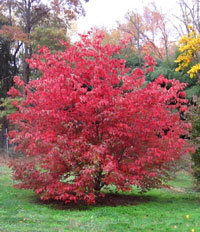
0, 0, 89, 83
98, 27, 122, 46
0, 12, 18, 143
31, 26, 69, 52
0, 13, 15, 99
174, 0, 200, 36
175, 26, 200, 81
119, 4, 174, 64
0, 0, 49, 83
49, 0, 89, 29
119, 11, 144, 67
142, 4, 170, 59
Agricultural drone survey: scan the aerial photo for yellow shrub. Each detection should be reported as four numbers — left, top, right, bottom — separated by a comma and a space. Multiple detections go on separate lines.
175, 26, 200, 79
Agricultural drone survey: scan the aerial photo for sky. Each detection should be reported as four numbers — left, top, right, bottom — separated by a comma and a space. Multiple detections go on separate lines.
76, 0, 179, 34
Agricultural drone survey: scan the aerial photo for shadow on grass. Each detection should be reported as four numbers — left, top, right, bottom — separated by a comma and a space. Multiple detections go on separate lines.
31, 187, 200, 211
32, 193, 152, 211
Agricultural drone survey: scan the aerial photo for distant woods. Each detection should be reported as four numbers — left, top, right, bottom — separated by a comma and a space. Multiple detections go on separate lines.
0, 0, 199, 100
0, 0, 90, 98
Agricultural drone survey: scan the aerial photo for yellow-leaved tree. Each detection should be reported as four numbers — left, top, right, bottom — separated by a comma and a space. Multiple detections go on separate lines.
175, 25, 200, 79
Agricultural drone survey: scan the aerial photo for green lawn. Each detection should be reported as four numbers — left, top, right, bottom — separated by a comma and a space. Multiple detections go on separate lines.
0, 164, 200, 232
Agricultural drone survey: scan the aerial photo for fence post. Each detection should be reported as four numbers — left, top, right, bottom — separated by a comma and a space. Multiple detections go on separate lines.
5, 128, 8, 155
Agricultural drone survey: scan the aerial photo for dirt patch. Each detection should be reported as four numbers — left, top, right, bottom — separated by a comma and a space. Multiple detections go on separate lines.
0, 155, 12, 166
167, 186, 186, 193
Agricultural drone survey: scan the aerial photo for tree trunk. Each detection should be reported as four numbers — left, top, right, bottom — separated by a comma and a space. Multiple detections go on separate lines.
94, 171, 104, 192
23, 44, 30, 83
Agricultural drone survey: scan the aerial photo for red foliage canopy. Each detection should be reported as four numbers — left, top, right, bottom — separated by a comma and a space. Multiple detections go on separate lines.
8, 32, 193, 204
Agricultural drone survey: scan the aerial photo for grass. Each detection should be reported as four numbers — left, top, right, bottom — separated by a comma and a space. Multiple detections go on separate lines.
0, 163, 200, 232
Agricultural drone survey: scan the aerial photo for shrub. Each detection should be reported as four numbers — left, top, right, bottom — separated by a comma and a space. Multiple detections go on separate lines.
187, 97, 200, 189
8, 32, 193, 204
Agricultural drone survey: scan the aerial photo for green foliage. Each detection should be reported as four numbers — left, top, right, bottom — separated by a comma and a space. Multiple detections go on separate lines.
0, 97, 21, 118
147, 57, 196, 84
116, 47, 200, 103
0, 14, 15, 99
192, 148, 200, 188
115, 46, 143, 69
186, 85, 200, 99
146, 53, 200, 101
31, 26, 69, 52
0, 14, 17, 129
187, 97, 200, 189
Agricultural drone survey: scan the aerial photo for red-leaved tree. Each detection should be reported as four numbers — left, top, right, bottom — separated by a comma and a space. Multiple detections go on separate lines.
8, 32, 193, 204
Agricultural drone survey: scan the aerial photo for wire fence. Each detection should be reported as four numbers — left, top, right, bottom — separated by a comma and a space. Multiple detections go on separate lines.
0, 128, 14, 157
